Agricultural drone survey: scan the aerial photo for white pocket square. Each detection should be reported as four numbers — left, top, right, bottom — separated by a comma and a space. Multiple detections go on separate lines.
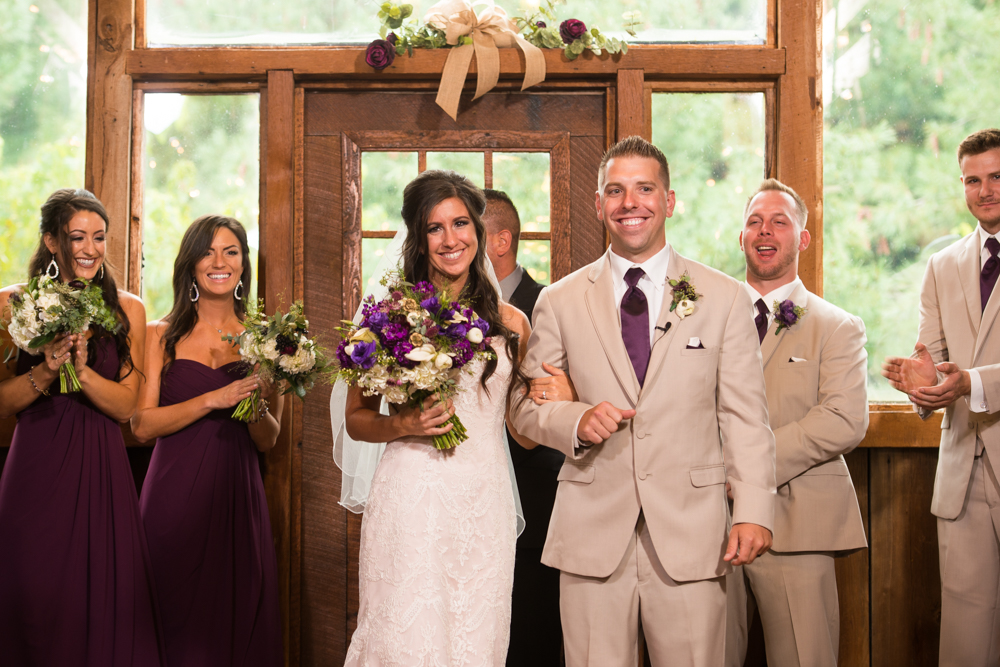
789, 356, 808, 362
686, 337, 705, 350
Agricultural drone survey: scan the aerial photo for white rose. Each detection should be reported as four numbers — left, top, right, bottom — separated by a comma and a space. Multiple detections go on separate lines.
262, 339, 280, 361
676, 299, 695, 319
466, 327, 483, 344
404, 343, 436, 362
434, 352, 453, 369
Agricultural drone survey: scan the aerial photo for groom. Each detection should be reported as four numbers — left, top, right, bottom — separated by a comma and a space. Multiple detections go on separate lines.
510, 136, 776, 666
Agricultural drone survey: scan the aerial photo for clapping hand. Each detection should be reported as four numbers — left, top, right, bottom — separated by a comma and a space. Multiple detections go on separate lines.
528, 362, 578, 404
882, 343, 970, 409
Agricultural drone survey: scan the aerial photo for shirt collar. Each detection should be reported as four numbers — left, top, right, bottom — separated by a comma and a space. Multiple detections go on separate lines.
498, 264, 524, 302
744, 277, 803, 314
978, 224, 998, 254
608, 243, 672, 290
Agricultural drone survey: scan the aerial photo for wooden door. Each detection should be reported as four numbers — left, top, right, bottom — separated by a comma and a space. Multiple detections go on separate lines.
296, 87, 608, 664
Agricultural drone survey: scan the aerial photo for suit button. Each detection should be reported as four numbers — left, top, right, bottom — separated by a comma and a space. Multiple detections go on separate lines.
638, 471, 648, 480
637, 431, 647, 439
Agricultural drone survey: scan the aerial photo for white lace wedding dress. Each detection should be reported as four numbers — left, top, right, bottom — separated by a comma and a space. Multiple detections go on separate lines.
344, 341, 517, 667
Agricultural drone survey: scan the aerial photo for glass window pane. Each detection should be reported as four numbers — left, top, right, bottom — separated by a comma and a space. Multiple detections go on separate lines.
822, 1, 997, 401
146, 0, 764, 45
491, 152, 550, 233
363, 237, 395, 292
519, 239, 550, 286
143, 94, 260, 320
426, 152, 485, 187
0, 0, 87, 287
650, 92, 766, 278
362, 151, 417, 232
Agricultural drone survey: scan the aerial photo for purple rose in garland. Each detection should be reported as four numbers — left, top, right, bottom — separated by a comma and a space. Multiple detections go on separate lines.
560, 18, 587, 44
365, 38, 396, 70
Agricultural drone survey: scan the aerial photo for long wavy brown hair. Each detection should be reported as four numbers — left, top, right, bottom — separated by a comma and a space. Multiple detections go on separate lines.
160, 215, 253, 371
26, 188, 134, 381
400, 170, 527, 398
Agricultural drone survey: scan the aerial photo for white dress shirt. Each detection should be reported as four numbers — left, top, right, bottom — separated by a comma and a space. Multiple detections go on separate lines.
968, 225, 999, 413
498, 264, 525, 303
743, 277, 803, 331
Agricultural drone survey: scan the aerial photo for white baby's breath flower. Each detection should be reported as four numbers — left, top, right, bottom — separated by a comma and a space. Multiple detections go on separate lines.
466, 327, 483, 344
382, 385, 408, 404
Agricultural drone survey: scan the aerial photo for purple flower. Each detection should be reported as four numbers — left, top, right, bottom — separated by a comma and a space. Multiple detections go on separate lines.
349, 340, 377, 369
387, 32, 398, 45
777, 300, 798, 324
425, 324, 440, 338
10, 293, 21, 306
392, 341, 417, 368
365, 310, 389, 333
472, 318, 490, 335
536, 20, 546, 28
420, 296, 440, 314
445, 322, 469, 339
391, 290, 403, 301
336, 340, 353, 367
365, 39, 396, 70
560, 18, 587, 44
382, 322, 409, 342
450, 339, 474, 367
68, 279, 86, 289
413, 281, 436, 296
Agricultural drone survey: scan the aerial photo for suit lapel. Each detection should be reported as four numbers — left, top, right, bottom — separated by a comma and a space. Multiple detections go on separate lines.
585, 250, 640, 405
761, 283, 810, 368
641, 248, 683, 399
959, 232, 982, 335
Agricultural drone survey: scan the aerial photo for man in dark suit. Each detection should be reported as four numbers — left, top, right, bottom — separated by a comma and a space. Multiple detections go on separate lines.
483, 188, 564, 666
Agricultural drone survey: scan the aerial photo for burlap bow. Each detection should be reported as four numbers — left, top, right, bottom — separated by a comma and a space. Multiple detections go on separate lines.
424, 0, 546, 120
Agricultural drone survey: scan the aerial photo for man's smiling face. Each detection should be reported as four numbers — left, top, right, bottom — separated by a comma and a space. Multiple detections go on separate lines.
596, 155, 675, 264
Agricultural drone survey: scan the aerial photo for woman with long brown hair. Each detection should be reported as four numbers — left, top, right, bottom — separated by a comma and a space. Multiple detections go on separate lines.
131, 214, 283, 666
340, 170, 537, 665
0, 188, 166, 665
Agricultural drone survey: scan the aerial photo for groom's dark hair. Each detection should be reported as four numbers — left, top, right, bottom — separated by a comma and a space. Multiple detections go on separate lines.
598, 136, 671, 191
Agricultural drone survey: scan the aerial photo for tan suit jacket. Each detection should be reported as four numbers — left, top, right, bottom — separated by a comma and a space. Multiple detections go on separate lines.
759, 282, 868, 553
510, 246, 776, 582
917, 231, 1000, 520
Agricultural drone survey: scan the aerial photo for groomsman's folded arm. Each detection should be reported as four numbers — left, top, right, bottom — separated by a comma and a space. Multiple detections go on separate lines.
717, 287, 776, 533
774, 316, 869, 486
510, 288, 593, 459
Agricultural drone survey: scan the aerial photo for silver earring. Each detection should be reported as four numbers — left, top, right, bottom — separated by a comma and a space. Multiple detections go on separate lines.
234, 280, 244, 301
98, 264, 105, 280
45, 256, 59, 279
189, 278, 200, 302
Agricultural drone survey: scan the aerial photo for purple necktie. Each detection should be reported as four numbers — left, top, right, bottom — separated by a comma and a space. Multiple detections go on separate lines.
755, 298, 769, 344
982, 237, 1000, 312
621, 267, 650, 387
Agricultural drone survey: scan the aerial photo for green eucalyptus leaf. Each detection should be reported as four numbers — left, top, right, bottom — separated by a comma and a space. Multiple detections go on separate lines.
564, 44, 578, 60
400, 4, 413, 18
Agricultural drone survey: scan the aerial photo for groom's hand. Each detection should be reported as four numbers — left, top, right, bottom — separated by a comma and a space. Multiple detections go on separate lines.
577, 402, 636, 445
724, 523, 772, 566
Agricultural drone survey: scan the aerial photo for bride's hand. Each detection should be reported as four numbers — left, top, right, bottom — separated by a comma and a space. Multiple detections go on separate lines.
528, 362, 577, 404
395, 394, 455, 438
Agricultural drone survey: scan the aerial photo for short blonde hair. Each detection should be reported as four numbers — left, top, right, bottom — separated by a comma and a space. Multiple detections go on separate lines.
743, 179, 808, 230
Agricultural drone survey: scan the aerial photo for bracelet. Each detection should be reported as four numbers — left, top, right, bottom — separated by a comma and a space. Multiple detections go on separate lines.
248, 398, 270, 424
28, 366, 50, 396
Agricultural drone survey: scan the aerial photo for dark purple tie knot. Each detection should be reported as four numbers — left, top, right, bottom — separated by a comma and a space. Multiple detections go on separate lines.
625, 267, 645, 289
988, 237, 1000, 259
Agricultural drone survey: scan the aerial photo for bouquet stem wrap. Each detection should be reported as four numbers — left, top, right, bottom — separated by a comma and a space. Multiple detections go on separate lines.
59, 361, 81, 393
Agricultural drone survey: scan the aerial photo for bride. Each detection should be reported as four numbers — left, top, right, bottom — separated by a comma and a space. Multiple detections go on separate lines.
336, 169, 536, 666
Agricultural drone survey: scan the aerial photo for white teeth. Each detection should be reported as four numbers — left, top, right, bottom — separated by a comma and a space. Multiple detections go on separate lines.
619, 218, 644, 227
76, 259, 95, 267
441, 250, 463, 260
208, 273, 231, 280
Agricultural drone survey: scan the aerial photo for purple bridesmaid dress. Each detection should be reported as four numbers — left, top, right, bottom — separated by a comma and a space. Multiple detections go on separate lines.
139, 359, 281, 667
0, 339, 167, 666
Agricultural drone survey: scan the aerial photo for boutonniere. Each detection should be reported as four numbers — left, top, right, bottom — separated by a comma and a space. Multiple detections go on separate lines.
668, 272, 702, 320
772, 299, 807, 334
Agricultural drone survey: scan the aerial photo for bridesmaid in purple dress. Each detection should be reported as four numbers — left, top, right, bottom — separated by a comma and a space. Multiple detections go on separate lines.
0, 188, 166, 666
131, 214, 284, 667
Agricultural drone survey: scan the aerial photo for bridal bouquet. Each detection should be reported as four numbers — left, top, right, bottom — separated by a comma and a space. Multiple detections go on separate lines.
2, 275, 119, 392
333, 272, 495, 450
225, 299, 329, 422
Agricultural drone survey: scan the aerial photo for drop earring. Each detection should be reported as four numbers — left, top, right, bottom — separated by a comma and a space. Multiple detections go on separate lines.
234, 280, 244, 301
189, 277, 200, 302
98, 264, 105, 280
45, 255, 60, 279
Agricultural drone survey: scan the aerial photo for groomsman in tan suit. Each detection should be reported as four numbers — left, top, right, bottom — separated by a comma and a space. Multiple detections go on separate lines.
882, 128, 1000, 666
726, 179, 869, 667
510, 136, 776, 667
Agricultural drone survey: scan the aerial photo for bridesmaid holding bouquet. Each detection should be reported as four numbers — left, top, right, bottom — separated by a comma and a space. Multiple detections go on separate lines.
0, 188, 166, 666
131, 214, 283, 667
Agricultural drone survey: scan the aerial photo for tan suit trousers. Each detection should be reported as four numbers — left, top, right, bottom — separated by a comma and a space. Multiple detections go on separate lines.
938, 450, 1000, 667
726, 551, 839, 667
560, 513, 726, 667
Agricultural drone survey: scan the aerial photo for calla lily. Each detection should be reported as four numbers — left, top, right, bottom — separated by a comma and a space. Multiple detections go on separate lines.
404, 343, 437, 362
350, 327, 378, 343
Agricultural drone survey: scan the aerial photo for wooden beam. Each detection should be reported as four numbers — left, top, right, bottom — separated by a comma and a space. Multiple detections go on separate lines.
127, 46, 786, 82
128, 88, 144, 296
261, 68, 295, 666
86, 0, 134, 287
775, 0, 822, 294
616, 69, 645, 141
